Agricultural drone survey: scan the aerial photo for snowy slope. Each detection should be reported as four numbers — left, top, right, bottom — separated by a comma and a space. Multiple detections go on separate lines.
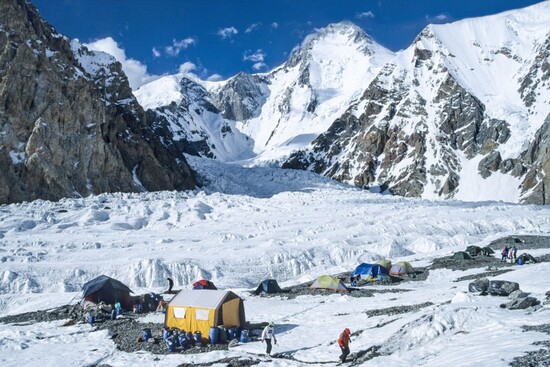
1, 157, 550, 366
429, 2, 550, 157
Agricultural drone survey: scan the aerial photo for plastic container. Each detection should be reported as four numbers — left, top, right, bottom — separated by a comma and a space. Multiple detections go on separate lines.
163, 328, 171, 341
228, 327, 238, 340
177, 333, 186, 348
209, 326, 219, 344
143, 328, 152, 341
186, 332, 195, 347
518, 258, 524, 265
194, 331, 202, 344
239, 329, 249, 343
87, 315, 95, 325
110, 309, 117, 320
166, 338, 175, 352
218, 325, 228, 343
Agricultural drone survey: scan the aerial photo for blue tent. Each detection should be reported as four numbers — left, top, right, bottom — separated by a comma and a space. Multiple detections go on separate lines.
352, 263, 390, 282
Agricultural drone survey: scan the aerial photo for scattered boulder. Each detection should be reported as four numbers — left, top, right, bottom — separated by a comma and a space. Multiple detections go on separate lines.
509, 290, 531, 300
468, 278, 490, 293
488, 280, 520, 296
502, 296, 540, 310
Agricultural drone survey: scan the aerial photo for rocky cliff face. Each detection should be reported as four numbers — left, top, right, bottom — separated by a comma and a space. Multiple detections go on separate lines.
0, 0, 195, 204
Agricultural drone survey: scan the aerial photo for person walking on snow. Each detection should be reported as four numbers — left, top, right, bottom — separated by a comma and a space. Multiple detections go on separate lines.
261, 321, 277, 356
338, 328, 351, 363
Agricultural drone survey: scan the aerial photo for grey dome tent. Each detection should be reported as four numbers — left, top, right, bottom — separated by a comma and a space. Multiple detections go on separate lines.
253, 279, 284, 295
481, 247, 495, 256
465, 245, 482, 256
452, 251, 473, 260
82, 275, 133, 310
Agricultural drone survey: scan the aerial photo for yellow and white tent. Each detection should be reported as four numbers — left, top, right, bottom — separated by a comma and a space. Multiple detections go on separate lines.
310, 275, 348, 291
165, 290, 245, 337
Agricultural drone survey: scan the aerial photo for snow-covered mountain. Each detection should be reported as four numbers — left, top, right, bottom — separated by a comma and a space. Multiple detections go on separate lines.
136, 22, 394, 164
137, 4, 549, 204
285, 3, 550, 204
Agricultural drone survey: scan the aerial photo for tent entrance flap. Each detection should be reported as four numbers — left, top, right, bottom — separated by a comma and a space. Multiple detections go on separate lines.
221, 298, 241, 327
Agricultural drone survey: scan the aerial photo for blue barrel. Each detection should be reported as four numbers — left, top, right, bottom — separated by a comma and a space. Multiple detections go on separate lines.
143, 328, 151, 341
178, 333, 186, 348
186, 332, 195, 347
166, 338, 175, 352
218, 326, 228, 343
111, 309, 117, 320
163, 328, 171, 341
228, 327, 237, 340
194, 331, 202, 344
209, 326, 219, 344
87, 315, 95, 325
240, 329, 249, 343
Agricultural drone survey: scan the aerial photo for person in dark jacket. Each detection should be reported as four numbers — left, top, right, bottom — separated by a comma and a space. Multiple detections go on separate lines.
338, 328, 351, 363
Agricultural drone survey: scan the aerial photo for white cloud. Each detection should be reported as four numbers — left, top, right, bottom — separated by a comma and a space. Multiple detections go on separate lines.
426, 14, 449, 23
84, 37, 156, 90
271, 22, 279, 29
206, 74, 224, 82
217, 26, 238, 39
245, 23, 261, 33
356, 11, 375, 19
152, 47, 161, 58
178, 61, 197, 75
243, 49, 265, 63
252, 62, 267, 71
165, 37, 195, 56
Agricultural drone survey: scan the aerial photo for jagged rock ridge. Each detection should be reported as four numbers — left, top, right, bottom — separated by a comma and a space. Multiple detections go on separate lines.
0, 0, 196, 204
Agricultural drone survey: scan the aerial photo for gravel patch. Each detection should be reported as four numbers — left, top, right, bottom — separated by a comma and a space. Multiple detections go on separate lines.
509, 324, 550, 367
453, 269, 513, 282
488, 235, 550, 251
365, 302, 434, 318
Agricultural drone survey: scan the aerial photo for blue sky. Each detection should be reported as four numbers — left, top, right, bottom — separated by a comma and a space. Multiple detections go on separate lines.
32, 0, 543, 88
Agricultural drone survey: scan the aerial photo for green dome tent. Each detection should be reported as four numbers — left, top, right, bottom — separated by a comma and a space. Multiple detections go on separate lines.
376, 259, 392, 270
310, 275, 348, 291
389, 261, 415, 277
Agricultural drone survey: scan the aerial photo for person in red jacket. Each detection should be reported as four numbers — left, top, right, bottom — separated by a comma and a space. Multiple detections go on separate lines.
338, 328, 351, 363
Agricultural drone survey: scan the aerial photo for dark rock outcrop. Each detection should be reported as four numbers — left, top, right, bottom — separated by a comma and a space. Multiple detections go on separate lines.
0, 0, 195, 204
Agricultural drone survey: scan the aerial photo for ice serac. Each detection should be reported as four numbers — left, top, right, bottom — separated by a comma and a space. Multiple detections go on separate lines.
0, 0, 195, 204
284, 3, 550, 204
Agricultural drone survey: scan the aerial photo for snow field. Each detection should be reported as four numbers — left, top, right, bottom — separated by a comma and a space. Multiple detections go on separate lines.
0, 157, 549, 366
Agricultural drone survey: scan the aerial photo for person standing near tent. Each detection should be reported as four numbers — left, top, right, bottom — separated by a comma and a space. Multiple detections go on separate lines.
511, 245, 518, 262
261, 321, 277, 356
501, 246, 509, 262
338, 328, 351, 363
